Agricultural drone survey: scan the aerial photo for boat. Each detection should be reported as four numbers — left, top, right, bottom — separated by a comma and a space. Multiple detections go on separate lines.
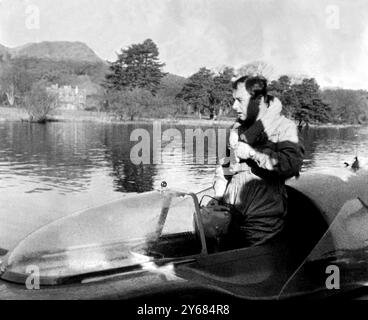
1, 168, 368, 300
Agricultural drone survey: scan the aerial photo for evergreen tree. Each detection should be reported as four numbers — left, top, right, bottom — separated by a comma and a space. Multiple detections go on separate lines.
292, 78, 331, 124
176, 67, 234, 119
269, 76, 331, 124
212, 67, 235, 116
105, 39, 166, 95
176, 67, 215, 118
322, 89, 368, 124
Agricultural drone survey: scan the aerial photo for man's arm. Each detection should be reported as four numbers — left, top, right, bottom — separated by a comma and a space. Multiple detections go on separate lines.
213, 159, 231, 199
235, 123, 304, 180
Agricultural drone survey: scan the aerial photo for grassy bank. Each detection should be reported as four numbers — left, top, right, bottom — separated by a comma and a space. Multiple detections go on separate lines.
0, 107, 29, 121
0, 106, 235, 126
0, 106, 362, 128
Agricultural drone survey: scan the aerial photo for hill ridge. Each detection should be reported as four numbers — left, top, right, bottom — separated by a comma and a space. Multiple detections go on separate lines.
0, 41, 103, 63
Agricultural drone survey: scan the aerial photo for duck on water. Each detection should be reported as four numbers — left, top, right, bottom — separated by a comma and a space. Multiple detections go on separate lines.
344, 156, 360, 172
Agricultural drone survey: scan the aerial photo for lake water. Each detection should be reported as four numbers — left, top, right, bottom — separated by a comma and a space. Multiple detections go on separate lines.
1, 121, 368, 250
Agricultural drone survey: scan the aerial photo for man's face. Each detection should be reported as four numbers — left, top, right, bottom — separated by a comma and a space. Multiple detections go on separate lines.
232, 82, 252, 121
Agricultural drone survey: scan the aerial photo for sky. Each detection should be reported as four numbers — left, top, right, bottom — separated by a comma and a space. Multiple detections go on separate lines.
0, 0, 368, 89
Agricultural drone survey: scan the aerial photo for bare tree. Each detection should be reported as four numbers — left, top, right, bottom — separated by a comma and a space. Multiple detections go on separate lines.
0, 61, 34, 107
5, 84, 15, 106
23, 84, 58, 123
237, 61, 274, 78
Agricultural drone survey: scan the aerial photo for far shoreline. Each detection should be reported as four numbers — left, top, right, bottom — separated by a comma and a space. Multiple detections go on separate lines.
0, 106, 363, 129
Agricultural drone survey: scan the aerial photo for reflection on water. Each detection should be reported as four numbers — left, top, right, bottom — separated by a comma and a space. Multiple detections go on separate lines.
0, 121, 368, 249
301, 126, 368, 171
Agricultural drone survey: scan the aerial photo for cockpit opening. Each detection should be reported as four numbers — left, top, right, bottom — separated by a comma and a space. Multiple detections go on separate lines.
282, 186, 330, 265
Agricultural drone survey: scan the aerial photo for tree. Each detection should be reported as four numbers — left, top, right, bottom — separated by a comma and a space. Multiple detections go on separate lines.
269, 75, 292, 96
105, 39, 166, 95
23, 82, 57, 123
269, 76, 332, 124
176, 66, 235, 119
322, 89, 368, 124
292, 78, 331, 125
0, 59, 36, 106
237, 61, 274, 78
176, 68, 215, 119
0, 51, 10, 63
107, 88, 151, 121
212, 67, 235, 117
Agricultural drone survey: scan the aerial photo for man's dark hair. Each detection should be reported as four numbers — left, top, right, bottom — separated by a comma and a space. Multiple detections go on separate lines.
232, 75, 273, 105
232, 75, 249, 90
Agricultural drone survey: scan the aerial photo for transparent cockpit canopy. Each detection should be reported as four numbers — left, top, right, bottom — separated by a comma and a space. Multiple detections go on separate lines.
0, 190, 203, 285
279, 197, 368, 298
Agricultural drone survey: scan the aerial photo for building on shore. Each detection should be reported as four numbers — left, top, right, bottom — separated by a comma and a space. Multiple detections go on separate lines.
47, 84, 87, 110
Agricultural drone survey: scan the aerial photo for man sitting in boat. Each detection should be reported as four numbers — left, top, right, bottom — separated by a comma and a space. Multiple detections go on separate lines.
213, 75, 304, 248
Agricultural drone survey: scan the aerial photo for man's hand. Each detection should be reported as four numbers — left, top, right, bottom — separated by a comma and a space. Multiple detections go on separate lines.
234, 142, 256, 160
213, 164, 228, 198
229, 127, 239, 149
